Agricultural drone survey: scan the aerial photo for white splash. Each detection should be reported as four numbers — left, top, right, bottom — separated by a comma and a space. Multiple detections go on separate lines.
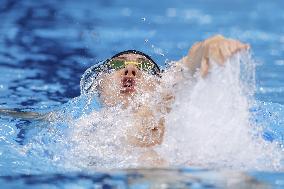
158, 52, 283, 170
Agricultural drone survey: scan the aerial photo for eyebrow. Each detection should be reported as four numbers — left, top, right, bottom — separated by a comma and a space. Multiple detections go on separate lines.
114, 56, 148, 61
115, 56, 128, 60
137, 57, 148, 61
137, 57, 153, 64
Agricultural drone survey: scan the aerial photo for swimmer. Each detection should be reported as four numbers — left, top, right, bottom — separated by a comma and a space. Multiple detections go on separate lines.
0, 35, 249, 166
82, 35, 248, 142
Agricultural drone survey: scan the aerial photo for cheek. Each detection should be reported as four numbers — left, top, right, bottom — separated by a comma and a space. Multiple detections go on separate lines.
99, 75, 122, 105
100, 73, 121, 91
103, 79, 119, 92
138, 77, 158, 92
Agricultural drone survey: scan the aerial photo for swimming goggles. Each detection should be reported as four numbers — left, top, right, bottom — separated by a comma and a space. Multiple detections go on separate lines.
107, 58, 155, 72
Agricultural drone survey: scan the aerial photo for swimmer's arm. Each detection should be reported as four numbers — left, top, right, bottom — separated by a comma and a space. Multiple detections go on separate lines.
0, 108, 59, 121
127, 106, 165, 148
179, 35, 249, 76
0, 108, 47, 120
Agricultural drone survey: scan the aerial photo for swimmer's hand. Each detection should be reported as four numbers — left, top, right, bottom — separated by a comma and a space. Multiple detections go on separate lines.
127, 106, 165, 148
183, 35, 249, 76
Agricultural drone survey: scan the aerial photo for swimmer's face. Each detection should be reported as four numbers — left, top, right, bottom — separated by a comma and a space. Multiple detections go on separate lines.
98, 53, 159, 107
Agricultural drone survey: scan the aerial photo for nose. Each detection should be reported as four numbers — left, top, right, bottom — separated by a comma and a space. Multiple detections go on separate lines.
123, 65, 138, 77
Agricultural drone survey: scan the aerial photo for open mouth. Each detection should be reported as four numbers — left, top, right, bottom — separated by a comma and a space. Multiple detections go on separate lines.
121, 77, 136, 93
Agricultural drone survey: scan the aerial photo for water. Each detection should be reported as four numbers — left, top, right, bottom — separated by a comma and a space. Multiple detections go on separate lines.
1, 0, 284, 188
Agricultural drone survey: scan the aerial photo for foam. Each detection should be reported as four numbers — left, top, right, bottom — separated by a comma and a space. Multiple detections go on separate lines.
158, 52, 283, 170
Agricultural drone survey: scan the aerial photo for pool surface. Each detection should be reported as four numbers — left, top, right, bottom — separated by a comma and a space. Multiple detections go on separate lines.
1, 0, 284, 188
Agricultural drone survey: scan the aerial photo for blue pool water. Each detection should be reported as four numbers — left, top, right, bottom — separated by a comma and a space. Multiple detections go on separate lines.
1, 0, 284, 188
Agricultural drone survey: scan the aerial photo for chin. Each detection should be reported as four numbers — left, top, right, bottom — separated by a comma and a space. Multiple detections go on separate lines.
120, 87, 135, 95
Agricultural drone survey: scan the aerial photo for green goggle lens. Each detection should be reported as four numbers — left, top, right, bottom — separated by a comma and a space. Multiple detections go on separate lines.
109, 60, 125, 70
138, 60, 154, 71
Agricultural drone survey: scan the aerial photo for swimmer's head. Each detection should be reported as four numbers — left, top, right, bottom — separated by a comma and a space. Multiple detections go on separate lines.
80, 50, 161, 107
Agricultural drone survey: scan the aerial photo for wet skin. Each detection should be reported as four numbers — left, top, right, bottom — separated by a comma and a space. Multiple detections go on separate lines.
98, 53, 159, 107
98, 53, 164, 148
